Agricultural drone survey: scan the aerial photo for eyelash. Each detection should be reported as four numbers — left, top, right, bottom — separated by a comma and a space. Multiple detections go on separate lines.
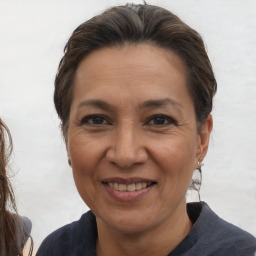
78, 114, 177, 127
146, 114, 177, 126
79, 115, 110, 126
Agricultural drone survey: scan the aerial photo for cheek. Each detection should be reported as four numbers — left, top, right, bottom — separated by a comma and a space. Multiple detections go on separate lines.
68, 136, 103, 173
68, 140, 100, 209
152, 136, 196, 184
68, 138, 101, 197
156, 136, 196, 166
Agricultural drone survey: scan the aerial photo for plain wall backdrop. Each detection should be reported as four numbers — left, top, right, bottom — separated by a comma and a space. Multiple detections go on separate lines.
0, 0, 256, 253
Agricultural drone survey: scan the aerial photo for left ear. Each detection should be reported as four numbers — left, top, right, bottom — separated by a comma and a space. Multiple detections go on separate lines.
195, 114, 213, 168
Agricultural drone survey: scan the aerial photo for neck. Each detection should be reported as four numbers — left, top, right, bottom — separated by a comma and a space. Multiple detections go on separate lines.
96, 200, 192, 256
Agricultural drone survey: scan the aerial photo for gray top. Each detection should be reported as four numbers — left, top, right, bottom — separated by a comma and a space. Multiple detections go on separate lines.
37, 202, 256, 256
18, 215, 32, 251
0, 214, 32, 255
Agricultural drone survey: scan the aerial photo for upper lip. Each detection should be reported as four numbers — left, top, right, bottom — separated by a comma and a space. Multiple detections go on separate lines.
101, 177, 156, 185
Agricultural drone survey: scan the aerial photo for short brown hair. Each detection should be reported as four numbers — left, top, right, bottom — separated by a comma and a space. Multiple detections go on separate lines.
54, 3, 217, 136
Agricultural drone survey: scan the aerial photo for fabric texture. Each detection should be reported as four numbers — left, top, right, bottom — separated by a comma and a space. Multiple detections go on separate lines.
0, 214, 32, 255
18, 215, 32, 251
36, 202, 256, 256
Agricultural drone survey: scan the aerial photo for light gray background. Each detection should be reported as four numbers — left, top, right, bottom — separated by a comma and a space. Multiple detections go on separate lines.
0, 0, 255, 253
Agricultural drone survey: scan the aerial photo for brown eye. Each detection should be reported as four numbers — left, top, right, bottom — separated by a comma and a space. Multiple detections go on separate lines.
81, 115, 109, 126
147, 115, 176, 126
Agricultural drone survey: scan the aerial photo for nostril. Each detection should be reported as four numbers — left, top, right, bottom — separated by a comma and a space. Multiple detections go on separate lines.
106, 150, 145, 169
105, 132, 148, 169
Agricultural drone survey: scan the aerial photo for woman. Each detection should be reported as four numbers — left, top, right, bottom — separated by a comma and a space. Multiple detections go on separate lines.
37, 3, 256, 256
0, 118, 33, 256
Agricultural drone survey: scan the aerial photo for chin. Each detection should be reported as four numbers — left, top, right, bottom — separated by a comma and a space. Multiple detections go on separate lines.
104, 217, 153, 234
95, 206, 161, 235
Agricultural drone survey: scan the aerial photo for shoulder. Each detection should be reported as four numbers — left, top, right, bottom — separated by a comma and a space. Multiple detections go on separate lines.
36, 211, 97, 256
187, 202, 256, 255
211, 213, 256, 255
18, 215, 32, 249
1, 214, 32, 255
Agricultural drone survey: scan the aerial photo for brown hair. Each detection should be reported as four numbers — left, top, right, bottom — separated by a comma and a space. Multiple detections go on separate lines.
54, 3, 217, 195
54, 3, 217, 136
0, 119, 33, 256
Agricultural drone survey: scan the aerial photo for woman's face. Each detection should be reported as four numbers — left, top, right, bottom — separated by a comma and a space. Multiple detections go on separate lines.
67, 44, 211, 234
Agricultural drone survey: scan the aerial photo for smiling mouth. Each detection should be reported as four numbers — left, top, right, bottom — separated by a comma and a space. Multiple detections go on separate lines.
101, 178, 156, 201
103, 182, 156, 192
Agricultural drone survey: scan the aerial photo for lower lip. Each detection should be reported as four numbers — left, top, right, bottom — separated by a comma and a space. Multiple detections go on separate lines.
103, 184, 154, 202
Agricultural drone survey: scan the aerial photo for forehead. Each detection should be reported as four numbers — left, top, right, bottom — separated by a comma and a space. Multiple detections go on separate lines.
75, 43, 186, 81
72, 43, 191, 107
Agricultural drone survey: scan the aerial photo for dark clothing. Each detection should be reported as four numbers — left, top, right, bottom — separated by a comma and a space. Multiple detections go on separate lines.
36, 202, 256, 256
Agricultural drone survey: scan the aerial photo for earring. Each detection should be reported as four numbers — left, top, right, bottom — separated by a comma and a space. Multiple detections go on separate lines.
198, 161, 204, 172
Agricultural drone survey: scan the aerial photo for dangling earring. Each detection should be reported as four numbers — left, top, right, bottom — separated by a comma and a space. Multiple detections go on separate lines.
197, 161, 204, 172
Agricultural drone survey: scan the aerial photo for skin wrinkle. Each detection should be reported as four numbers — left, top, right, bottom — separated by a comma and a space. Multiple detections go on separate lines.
67, 43, 212, 256
74, 98, 186, 132
76, 98, 183, 112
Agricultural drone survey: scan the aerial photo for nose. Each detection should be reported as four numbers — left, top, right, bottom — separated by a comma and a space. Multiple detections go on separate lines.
105, 125, 148, 169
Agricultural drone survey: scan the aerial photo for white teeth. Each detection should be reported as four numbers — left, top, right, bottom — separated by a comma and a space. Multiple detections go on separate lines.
114, 183, 118, 190
127, 184, 136, 192
108, 182, 152, 192
135, 183, 142, 190
119, 184, 127, 191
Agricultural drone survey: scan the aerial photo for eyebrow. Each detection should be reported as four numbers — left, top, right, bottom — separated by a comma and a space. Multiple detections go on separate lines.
78, 99, 112, 110
139, 98, 183, 109
77, 98, 182, 110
